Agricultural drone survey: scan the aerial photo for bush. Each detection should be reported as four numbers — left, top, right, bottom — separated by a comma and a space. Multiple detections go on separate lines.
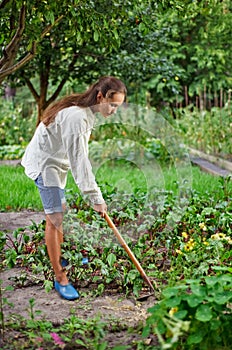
0, 99, 36, 146
143, 271, 232, 349
172, 106, 232, 159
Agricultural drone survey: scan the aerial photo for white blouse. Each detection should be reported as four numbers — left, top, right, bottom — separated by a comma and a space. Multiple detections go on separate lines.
21, 106, 104, 205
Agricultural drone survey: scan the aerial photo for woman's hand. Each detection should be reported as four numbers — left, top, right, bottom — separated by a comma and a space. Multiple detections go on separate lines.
93, 202, 107, 216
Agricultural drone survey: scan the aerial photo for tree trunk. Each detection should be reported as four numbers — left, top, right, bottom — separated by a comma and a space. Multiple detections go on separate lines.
22, 51, 79, 126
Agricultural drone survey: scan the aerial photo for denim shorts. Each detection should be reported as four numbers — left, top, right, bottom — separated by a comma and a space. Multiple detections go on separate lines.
35, 174, 66, 214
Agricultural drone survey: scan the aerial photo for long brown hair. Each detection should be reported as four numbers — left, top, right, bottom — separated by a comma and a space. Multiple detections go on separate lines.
41, 76, 127, 126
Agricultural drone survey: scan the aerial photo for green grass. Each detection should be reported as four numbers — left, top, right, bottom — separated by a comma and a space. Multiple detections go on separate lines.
0, 165, 42, 211
95, 159, 231, 199
0, 161, 230, 212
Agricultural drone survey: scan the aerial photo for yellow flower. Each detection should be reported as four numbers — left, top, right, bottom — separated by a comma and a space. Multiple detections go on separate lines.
202, 238, 208, 245
199, 222, 207, 231
182, 231, 188, 239
211, 233, 227, 240
169, 307, 178, 317
184, 241, 195, 251
176, 249, 183, 255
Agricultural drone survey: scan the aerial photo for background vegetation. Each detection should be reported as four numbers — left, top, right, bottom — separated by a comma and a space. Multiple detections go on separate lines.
1, 0, 232, 114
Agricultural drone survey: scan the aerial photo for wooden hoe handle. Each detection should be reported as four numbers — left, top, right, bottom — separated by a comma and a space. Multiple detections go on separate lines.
104, 212, 155, 292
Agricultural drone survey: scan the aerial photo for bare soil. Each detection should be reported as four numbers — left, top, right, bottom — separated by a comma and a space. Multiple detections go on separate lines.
0, 211, 156, 349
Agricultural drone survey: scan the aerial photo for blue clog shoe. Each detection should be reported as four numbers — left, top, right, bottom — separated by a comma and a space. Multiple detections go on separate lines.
54, 281, 79, 300
82, 257, 88, 265
61, 257, 88, 267
61, 258, 69, 267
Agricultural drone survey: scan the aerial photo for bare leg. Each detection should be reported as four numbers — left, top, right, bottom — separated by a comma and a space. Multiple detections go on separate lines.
45, 212, 68, 285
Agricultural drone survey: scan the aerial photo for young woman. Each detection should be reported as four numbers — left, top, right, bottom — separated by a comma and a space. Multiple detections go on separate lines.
22, 76, 127, 300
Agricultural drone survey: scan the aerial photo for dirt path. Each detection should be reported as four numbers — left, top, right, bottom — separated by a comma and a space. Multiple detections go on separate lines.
0, 211, 156, 348
0, 210, 45, 232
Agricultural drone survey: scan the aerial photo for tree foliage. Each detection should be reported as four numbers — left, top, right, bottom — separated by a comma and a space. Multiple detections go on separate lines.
1, 0, 152, 122
0, 0, 64, 83
155, 0, 232, 98
1, 0, 232, 114
110, 0, 232, 106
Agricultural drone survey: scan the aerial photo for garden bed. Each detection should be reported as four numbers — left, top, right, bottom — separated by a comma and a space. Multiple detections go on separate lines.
0, 211, 157, 349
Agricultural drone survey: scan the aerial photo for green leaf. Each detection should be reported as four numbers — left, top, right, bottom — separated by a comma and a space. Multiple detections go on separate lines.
156, 319, 166, 335
174, 310, 188, 320
187, 333, 203, 345
210, 319, 221, 330
214, 292, 232, 305
190, 283, 206, 297
205, 276, 219, 287
212, 266, 232, 273
94, 31, 99, 42
112, 29, 119, 40
138, 22, 146, 32
218, 274, 232, 285
44, 11, 55, 24
107, 253, 116, 267
142, 325, 150, 338
127, 269, 138, 281
75, 339, 86, 346
187, 294, 203, 308
98, 342, 108, 350
162, 287, 179, 298
5, 285, 14, 291
195, 304, 213, 322
165, 296, 181, 308
23, 234, 30, 244
44, 280, 53, 293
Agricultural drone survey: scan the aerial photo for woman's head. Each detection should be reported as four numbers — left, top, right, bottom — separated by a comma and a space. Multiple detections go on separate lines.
80, 76, 126, 117
91, 76, 127, 101
41, 76, 126, 126
92, 76, 126, 117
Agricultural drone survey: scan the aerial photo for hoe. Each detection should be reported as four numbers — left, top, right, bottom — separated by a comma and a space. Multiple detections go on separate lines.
104, 212, 155, 301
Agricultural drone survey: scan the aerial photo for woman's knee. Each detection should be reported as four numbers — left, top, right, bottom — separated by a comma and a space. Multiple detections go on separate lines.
46, 212, 63, 229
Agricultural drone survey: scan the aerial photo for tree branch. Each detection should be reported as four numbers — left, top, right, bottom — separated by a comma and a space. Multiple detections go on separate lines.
46, 53, 79, 106
0, 0, 11, 10
40, 15, 64, 39
0, 4, 26, 69
0, 43, 37, 82
39, 53, 51, 105
0, 9, 63, 83
22, 72, 40, 102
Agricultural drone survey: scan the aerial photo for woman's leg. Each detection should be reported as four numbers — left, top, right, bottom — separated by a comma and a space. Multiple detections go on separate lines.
35, 175, 79, 299
45, 212, 68, 285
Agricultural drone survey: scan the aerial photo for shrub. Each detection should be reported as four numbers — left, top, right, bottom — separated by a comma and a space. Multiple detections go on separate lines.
172, 106, 232, 159
143, 271, 232, 349
0, 99, 36, 146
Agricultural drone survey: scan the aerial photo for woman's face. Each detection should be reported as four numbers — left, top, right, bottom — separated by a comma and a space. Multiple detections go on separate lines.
97, 92, 125, 118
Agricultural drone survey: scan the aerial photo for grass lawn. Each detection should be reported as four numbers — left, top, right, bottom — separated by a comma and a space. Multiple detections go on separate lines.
0, 161, 230, 212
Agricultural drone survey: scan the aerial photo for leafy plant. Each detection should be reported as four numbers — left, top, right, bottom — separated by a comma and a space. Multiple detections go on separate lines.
0, 99, 36, 147
173, 106, 232, 159
0, 280, 14, 342
143, 271, 232, 349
